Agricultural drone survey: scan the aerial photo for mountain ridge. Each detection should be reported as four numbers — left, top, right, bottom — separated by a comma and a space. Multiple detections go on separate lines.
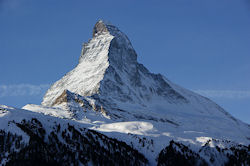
42, 20, 188, 108
39, 20, 249, 144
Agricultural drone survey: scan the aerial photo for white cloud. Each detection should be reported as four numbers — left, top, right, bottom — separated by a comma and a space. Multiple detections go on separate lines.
194, 90, 250, 99
0, 84, 50, 98
1, 84, 249, 100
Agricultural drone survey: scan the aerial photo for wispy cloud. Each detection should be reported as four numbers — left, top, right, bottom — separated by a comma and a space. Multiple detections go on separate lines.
194, 90, 250, 99
0, 84, 50, 98
1, 84, 249, 100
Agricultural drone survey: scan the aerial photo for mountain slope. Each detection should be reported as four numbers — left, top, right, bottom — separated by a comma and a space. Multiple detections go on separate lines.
1, 105, 249, 165
40, 20, 249, 144
0, 105, 148, 165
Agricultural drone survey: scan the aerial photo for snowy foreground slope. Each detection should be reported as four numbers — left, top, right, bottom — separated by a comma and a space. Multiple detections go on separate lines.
1, 21, 250, 165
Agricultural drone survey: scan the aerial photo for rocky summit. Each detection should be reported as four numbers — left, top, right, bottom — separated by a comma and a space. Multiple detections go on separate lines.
0, 20, 249, 165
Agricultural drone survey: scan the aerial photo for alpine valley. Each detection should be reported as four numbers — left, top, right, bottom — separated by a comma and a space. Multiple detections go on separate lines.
0, 21, 249, 166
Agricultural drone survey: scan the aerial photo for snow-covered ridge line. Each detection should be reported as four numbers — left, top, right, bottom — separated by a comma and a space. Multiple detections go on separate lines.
1, 105, 250, 165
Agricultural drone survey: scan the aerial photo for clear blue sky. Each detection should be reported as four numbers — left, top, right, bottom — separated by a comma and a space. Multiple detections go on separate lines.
0, 0, 250, 124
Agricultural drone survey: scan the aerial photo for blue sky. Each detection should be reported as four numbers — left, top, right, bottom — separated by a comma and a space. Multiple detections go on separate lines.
0, 0, 250, 123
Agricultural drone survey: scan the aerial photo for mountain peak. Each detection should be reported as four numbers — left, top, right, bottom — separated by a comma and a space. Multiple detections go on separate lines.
92, 20, 109, 37
92, 20, 119, 37
42, 21, 187, 108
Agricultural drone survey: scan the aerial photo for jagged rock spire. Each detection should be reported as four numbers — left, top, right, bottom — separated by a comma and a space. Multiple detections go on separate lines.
92, 20, 109, 37
42, 20, 186, 107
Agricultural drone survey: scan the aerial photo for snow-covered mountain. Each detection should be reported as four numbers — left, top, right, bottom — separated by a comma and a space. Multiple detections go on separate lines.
1, 20, 249, 165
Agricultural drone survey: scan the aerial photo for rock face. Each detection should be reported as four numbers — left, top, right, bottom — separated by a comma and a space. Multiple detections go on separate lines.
42, 20, 187, 108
